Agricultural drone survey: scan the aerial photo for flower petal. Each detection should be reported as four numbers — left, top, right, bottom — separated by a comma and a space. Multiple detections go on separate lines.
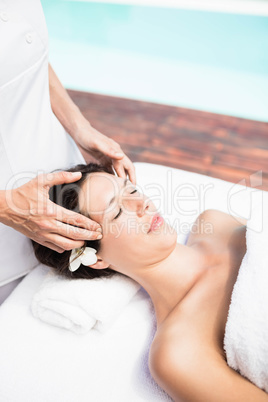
81, 253, 98, 266
70, 248, 78, 260
84, 247, 97, 254
69, 257, 82, 272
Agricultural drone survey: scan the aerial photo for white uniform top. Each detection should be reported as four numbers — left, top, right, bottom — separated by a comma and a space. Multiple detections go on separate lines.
0, 0, 84, 286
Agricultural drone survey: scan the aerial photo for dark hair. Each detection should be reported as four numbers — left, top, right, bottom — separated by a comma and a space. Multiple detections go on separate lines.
32, 163, 117, 280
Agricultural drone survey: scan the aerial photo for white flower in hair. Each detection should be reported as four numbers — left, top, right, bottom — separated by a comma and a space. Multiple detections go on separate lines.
69, 247, 97, 272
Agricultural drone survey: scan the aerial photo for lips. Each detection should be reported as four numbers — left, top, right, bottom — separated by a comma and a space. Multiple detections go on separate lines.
148, 214, 164, 233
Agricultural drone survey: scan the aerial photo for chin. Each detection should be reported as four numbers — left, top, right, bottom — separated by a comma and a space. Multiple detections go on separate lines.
156, 228, 177, 250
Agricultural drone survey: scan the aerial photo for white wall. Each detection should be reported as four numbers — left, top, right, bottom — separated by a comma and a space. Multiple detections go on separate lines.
64, 0, 268, 16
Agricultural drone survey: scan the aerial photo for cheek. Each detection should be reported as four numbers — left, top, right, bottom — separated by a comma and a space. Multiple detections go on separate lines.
98, 232, 129, 267
100, 221, 177, 267
99, 220, 141, 266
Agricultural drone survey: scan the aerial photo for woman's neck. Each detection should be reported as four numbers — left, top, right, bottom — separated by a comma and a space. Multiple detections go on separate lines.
133, 243, 205, 326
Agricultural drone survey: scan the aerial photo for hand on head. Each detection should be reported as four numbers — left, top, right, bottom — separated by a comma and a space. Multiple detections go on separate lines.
3, 170, 103, 253
73, 123, 136, 185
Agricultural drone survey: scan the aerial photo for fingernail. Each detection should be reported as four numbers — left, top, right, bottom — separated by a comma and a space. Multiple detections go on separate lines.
96, 227, 102, 233
115, 152, 124, 156
71, 172, 81, 176
97, 234, 102, 239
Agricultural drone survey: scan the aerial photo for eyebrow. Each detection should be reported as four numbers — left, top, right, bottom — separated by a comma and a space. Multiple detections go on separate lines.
108, 178, 128, 207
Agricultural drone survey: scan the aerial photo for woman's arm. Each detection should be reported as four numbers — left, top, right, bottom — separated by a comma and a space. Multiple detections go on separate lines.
48, 64, 136, 183
150, 341, 268, 402
48, 64, 85, 140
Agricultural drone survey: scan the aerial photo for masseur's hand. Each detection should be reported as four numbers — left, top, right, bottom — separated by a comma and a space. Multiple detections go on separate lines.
74, 121, 136, 185
48, 64, 136, 184
1, 171, 102, 253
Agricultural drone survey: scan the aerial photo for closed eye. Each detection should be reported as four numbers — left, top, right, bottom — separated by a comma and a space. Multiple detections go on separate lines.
114, 208, 122, 220
113, 189, 138, 219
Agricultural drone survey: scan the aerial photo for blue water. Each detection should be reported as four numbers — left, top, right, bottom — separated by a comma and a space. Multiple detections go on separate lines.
41, 0, 268, 122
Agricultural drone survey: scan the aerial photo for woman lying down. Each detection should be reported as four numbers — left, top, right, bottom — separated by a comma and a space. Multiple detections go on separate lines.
32, 163, 268, 402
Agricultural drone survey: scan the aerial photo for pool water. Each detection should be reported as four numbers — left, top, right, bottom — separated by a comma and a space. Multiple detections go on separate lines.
41, 0, 268, 122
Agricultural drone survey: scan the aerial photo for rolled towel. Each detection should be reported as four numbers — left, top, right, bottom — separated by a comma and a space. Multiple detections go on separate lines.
31, 270, 140, 334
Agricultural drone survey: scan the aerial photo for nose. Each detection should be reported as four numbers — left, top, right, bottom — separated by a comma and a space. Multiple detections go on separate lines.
136, 195, 150, 217
122, 193, 149, 217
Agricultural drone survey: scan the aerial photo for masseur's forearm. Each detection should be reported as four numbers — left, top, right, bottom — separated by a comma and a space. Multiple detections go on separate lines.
48, 64, 89, 140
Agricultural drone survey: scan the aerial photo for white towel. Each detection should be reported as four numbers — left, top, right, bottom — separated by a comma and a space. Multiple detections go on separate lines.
224, 191, 268, 392
31, 270, 140, 334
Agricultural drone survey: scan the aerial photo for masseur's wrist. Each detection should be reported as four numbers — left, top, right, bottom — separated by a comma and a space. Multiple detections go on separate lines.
0, 190, 12, 225
69, 113, 93, 142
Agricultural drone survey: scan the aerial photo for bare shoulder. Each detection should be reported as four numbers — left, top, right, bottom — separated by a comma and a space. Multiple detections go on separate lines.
187, 209, 247, 247
198, 209, 247, 229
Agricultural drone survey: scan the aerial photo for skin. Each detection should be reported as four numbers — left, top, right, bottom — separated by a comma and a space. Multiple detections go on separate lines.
79, 172, 268, 402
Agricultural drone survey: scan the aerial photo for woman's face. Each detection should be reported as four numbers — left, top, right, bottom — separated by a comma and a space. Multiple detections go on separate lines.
79, 172, 177, 275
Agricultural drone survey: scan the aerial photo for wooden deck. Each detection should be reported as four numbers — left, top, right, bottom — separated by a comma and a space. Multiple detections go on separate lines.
68, 90, 268, 191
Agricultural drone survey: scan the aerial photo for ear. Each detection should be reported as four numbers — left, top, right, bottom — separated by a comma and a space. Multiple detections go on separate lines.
87, 255, 110, 270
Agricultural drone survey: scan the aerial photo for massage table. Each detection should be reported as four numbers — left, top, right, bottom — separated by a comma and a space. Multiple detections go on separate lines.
0, 162, 258, 401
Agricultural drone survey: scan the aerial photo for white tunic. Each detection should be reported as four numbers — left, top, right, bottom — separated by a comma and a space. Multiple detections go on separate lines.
0, 0, 84, 286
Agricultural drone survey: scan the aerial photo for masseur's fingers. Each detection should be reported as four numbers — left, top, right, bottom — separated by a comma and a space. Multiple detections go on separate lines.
53, 204, 102, 237
75, 126, 136, 184
112, 155, 136, 185
42, 170, 82, 189
4, 171, 103, 253
42, 233, 87, 252
40, 171, 102, 235
122, 157, 136, 185
42, 241, 65, 254
108, 154, 136, 185
113, 163, 127, 180
47, 216, 102, 242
